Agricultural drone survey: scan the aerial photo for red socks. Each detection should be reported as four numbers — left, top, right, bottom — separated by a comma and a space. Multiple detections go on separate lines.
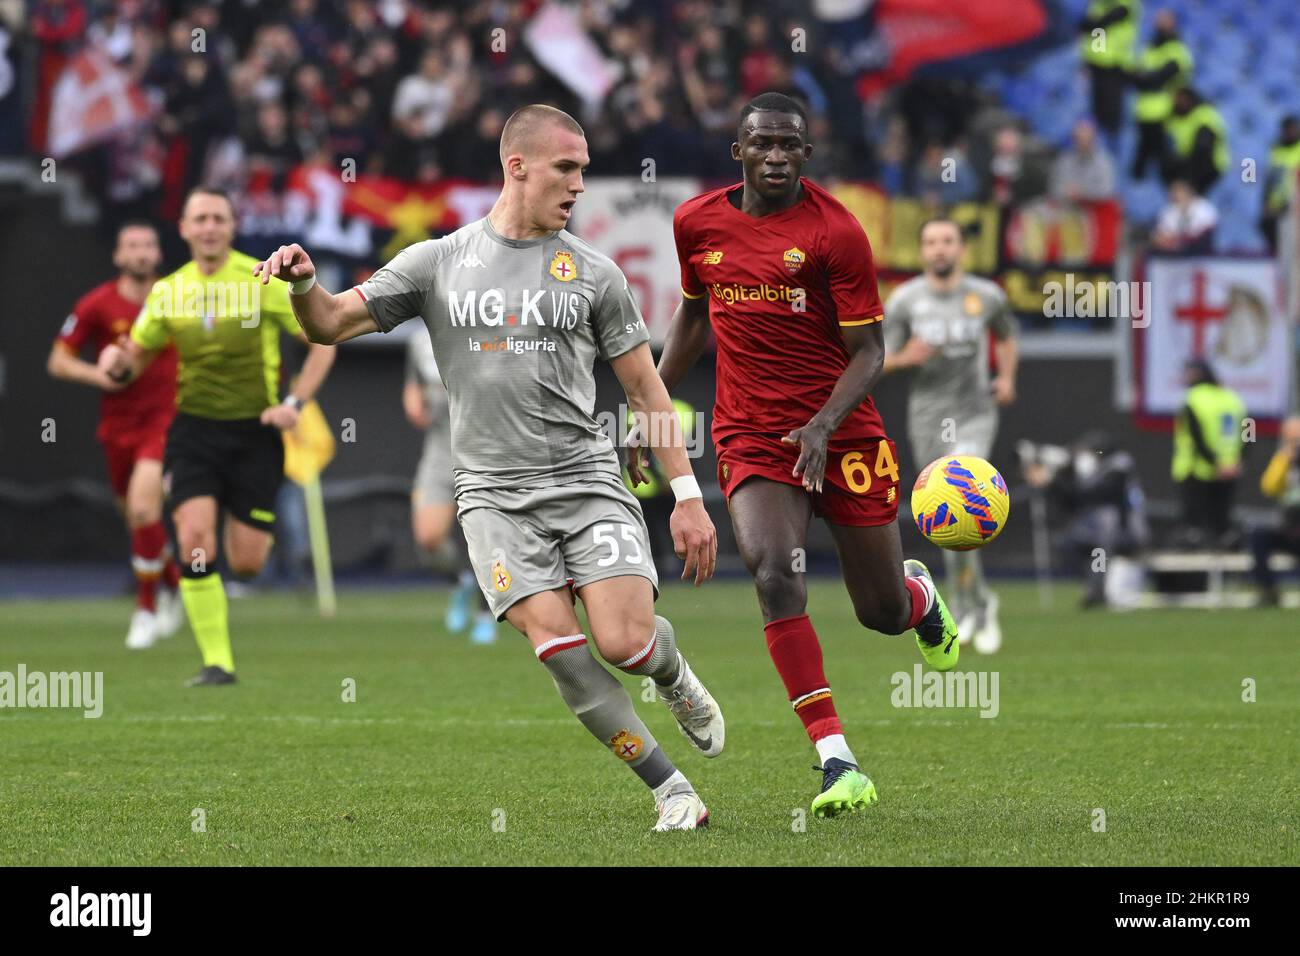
131, 521, 177, 611
764, 615, 842, 744
904, 575, 934, 629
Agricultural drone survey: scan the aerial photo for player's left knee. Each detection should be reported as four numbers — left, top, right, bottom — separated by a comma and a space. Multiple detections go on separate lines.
126, 505, 161, 529
227, 552, 268, 579
592, 619, 655, 667
854, 593, 909, 635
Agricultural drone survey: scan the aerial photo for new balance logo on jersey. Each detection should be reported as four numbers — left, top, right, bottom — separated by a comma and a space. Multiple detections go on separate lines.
447, 289, 582, 330
455, 253, 486, 269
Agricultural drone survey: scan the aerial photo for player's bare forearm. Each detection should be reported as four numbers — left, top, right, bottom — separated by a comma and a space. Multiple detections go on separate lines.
255, 243, 378, 344
290, 284, 377, 345
289, 337, 336, 401
809, 322, 885, 433
612, 343, 693, 480
655, 295, 710, 391
48, 345, 112, 389
994, 336, 1019, 382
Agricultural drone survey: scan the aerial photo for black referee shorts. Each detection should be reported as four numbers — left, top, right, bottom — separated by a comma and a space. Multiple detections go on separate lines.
163, 412, 285, 531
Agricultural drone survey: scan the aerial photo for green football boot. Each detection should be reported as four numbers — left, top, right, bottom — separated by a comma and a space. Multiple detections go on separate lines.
810, 758, 878, 819
904, 559, 959, 672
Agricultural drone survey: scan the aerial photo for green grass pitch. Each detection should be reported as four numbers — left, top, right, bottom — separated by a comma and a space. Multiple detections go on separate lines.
1, 580, 1296, 866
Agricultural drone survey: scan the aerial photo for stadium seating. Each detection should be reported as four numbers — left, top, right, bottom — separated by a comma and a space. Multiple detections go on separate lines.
989, 0, 1300, 251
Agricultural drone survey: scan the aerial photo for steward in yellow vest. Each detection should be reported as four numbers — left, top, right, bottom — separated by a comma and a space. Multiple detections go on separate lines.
1172, 360, 1246, 543
1164, 87, 1229, 194
1079, 0, 1142, 135
1130, 10, 1192, 179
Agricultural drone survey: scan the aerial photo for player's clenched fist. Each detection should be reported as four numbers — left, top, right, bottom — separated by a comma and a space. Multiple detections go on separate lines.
253, 244, 315, 285
670, 499, 717, 586
97, 339, 132, 386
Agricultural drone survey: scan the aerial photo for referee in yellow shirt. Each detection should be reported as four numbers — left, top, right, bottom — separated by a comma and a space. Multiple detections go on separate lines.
101, 187, 336, 685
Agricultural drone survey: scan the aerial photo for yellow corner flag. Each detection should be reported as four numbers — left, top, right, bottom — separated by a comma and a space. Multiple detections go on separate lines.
283, 401, 337, 617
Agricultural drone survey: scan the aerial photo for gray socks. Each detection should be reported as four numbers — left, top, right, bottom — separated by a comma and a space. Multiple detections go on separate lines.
614, 615, 682, 687
536, 635, 675, 788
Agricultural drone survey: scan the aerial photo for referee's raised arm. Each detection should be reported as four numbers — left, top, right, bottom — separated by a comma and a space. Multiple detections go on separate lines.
254, 243, 378, 345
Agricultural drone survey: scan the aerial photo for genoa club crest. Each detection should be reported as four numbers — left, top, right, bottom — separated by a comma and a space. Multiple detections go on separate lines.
549, 250, 577, 282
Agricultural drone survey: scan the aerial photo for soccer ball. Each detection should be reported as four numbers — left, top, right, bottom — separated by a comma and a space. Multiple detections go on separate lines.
911, 455, 1010, 551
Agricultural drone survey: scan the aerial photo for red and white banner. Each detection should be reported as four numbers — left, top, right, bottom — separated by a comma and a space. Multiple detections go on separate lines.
1138, 257, 1292, 419
46, 49, 155, 158
568, 177, 704, 344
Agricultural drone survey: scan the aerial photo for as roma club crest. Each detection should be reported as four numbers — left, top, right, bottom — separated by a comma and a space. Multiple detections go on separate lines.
963, 292, 983, 317
610, 729, 643, 761
549, 250, 577, 282
782, 246, 806, 275
491, 559, 512, 592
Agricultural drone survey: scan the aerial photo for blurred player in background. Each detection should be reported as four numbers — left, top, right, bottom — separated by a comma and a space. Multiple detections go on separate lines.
403, 325, 496, 643
254, 104, 723, 831
1250, 415, 1300, 606
47, 220, 184, 650
640, 92, 960, 820
100, 187, 337, 686
883, 218, 1020, 653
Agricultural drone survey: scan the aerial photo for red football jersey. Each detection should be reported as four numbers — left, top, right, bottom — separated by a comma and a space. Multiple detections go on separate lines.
673, 177, 888, 450
56, 280, 177, 441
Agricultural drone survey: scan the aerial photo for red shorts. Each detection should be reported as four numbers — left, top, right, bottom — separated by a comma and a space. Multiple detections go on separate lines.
101, 420, 170, 498
716, 433, 901, 527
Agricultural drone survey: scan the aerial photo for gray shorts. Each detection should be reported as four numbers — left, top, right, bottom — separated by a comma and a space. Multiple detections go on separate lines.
412, 426, 454, 508
457, 474, 659, 621
910, 410, 998, 471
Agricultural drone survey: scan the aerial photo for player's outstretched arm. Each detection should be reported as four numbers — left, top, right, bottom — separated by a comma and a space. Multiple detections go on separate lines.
48, 342, 122, 392
612, 342, 717, 586
254, 244, 378, 345
656, 294, 710, 391
784, 322, 886, 493
626, 294, 710, 482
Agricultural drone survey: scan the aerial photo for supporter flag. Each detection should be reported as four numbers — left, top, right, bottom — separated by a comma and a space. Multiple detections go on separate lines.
1137, 257, 1292, 422
524, 2, 621, 113
859, 0, 1048, 95
46, 49, 155, 158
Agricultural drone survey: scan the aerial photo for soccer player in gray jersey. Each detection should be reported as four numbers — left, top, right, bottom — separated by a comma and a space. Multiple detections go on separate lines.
403, 327, 497, 644
883, 218, 1020, 653
254, 104, 723, 831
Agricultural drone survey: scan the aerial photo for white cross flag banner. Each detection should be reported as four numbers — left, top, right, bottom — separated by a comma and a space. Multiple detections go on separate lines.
46, 49, 155, 158
1138, 257, 1292, 419
569, 177, 705, 346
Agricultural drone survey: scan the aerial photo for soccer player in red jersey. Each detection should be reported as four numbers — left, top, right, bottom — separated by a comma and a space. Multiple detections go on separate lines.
629, 92, 961, 818
47, 220, 183, 650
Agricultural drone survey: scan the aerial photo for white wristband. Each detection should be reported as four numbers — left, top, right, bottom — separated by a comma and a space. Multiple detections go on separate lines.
670, 475, 703, 502
289, 274, 317, 295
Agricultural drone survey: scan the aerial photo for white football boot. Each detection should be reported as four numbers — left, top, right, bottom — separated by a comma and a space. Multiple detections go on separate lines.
957, 611, 977, 647
658, 653, 725, 757
652, 783, 710, 832
125, 609, 158, 650
154, 587, 184, 638
973, 593, 1003, 654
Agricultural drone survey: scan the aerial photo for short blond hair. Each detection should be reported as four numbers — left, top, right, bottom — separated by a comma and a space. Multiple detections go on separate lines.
499, 104, 585, 165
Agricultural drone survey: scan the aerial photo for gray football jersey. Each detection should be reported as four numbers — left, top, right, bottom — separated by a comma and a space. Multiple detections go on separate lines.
883, 274, 1018, 427
359, 217, 649, 495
